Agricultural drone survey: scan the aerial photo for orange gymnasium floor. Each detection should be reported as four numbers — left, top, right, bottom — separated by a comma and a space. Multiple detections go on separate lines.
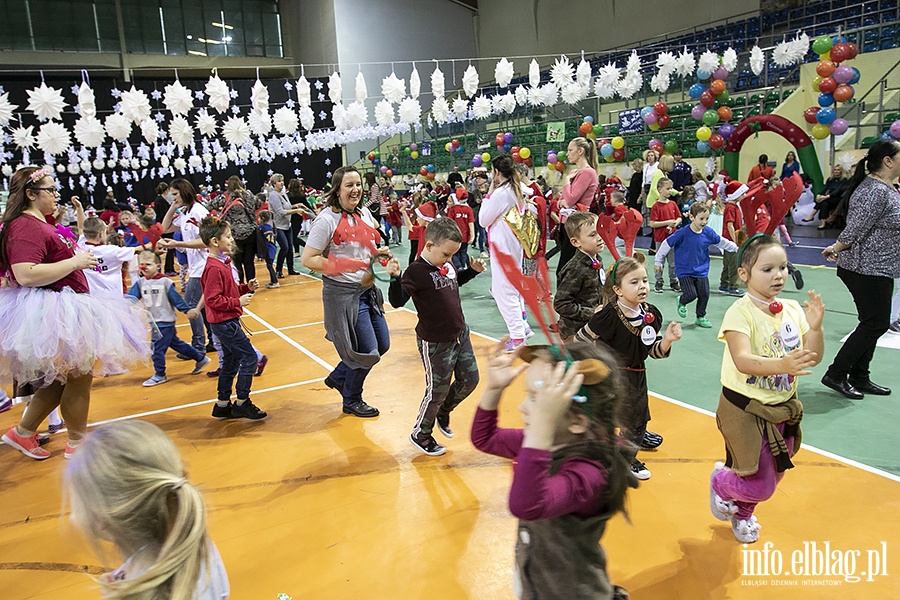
1, 273, 898, 599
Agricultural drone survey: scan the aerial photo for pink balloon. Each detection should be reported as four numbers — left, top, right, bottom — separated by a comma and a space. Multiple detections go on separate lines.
830, 118, 849, 135
713, 67, 729, 80
833, 65, 854, 84
648, 138, 662, 149
890, 120, 900, 139
643, 112, 658, 125
691, 104, 706, 120
409, 143, 418, 151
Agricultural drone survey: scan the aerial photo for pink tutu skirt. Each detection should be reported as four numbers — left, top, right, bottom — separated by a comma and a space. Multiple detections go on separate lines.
0, 286, 151, 387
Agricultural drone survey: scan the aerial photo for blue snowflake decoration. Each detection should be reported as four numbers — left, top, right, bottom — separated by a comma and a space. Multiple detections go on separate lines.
158, 130, 167, 140
285, 98, 295, 109
110, 88, 121, 98
231, 105, 240, 115
293, 168, 301, 176
154, 112, 166, 122
70, 85, 80, 95
74, 105, 82, 116
239, 168, 245, 175
151, 89, 162, 100
113, 102, 122, 113
267, 168, 274, 176
126, 183, 133, 191
293, 156, 300, 163
284, 81, 293, 90
194, 90, 205, 100
317, 93, 325, 102
318, 110, 327, 120
205, 174, 213, 182
314, 80, 324, 90
229, 89, 239, 99
325, 171, 332, 179
324, 158, 331, 166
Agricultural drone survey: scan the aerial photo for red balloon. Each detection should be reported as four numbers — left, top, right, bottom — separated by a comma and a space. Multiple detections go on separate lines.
420, 167, 428, 176
845, 42, 858, 60
658, 114, 671, 127
818, 77, 837, 93
510, 146, 520, 155
830, 43, 850, 63
654, 101, 668, 115
597, 139, 609, 147
833, 84, 854, 102
650, 142, 664, 155
816, 60, 836, 77
710, 79, 726, 95
613, 148, 626, 161
524, 157, 533, 167
495, 133, 504, 144
451, 138, 460, 147
709, 134, 725, 149
700, 90, 716, 107
512, 151, 522, 163
717, 106, 733, 121
803, 106, 820, 124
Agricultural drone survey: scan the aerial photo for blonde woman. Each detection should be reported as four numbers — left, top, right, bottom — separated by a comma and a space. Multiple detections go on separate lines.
65, 420, 229, 599
556, 137, 600, 275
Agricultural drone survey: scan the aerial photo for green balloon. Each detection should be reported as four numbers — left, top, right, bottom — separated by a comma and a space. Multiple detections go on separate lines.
664, 140, 679, 154
717, 90, 730, 103
373, 151, 381, 159
703, 109, 719, 127
592, 124, 603, 136
812, 35, 833, 55
557, 151, 567, 163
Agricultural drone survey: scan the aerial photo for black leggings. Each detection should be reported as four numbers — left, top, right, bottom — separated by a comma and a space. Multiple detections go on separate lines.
232, 235, 257, 283
827, 267, 893, 380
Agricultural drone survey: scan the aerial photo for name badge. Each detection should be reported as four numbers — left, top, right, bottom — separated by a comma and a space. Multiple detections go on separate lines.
641, 324, 656, 346
781, 321, 801, 351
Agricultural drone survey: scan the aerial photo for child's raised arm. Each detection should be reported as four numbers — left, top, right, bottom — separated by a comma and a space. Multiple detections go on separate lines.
72, 197, 85, 238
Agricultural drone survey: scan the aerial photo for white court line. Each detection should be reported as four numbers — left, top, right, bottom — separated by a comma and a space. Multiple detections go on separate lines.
243, 308, 334, 371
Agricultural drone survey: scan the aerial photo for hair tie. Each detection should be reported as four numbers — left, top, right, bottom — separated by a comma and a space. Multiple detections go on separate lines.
171, 478, 187, 491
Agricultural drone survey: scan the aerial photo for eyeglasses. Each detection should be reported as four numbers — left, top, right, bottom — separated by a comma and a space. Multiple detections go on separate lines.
31, 187, 60, 195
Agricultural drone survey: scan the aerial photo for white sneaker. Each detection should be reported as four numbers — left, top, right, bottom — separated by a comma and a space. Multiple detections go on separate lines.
631, 459, 651, 480
709, 462, 738, 521
524, 325, 536, 339
192, 356, 211, 375
142, 374, 167, 387
266, 282, 280, 289
888, 320, 900, 335
731, 515, 762, 543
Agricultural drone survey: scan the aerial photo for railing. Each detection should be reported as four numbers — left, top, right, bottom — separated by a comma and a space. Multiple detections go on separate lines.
839, 59, 900, 148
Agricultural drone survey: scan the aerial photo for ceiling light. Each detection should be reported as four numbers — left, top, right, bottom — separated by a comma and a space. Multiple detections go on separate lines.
223, 36, 232, 42
212, 21, 233, 30
188, 50, 207, 56
197, 37, 222, 44
186, 35, 193, 39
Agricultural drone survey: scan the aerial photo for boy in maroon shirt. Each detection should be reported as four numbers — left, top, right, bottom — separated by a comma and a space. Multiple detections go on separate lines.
648, 177, 682, 293
198, 216, 267, 420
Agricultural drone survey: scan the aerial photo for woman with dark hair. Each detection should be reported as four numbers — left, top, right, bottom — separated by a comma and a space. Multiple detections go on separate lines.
287, 178, 311, 255
627, 157, 644, 210
301, 166, 389, 418
804, 164, 848, 228
159, 178, 210, 355
364, 172, 381, 224
154, 181, 177, 275
0, 166, 148, 460
208, 175, 260, 283
821, 140, 900, 399
99, 196, 122, 228
780, 151, 801, 179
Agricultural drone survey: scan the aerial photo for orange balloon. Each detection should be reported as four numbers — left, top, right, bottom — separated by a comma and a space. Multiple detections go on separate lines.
816, 60, 836, 77
717, 106, 733, 121
710, 79, 726, 95
833, 84, 854, 102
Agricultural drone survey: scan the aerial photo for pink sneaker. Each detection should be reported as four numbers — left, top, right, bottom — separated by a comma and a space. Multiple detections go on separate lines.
505, 338, 526, 353
2, 427, 51, 460
64, 441, 81, 459
256, 355, 269, 376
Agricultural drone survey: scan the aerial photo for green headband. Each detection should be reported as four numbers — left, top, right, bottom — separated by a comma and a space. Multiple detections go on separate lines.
609, 258, 624, 284
736, 232, 775, 268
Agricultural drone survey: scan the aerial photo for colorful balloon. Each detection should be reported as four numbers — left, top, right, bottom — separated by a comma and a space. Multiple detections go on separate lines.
702, 110, 719, 127
818, 93, 835, 107
696, 126, 712, 141
709, 134, 725, 150
700, 90, 716, 107
450, 139, 459, 147
833, 65, 853, 84
420, 167, 428, 176
664, 140, 679, 155
812, 75, 824, 90
846, 43, 859, 60
613, 148, 626, 161
816, 107, 836, 125
649, 123, 661, 131
689, 83, 705, 99
640, 106, 655, 117
611, 136, 625, 149
584, 115, 594, 123
658, 114, 671, 128
697, 69, 712, 80
713, 67, 729, 80
803, 106, 820, 124
816, 60, 836, 77
557, 151, 567, 163
654, 102, 668, 115
697, 140, 710, 153
717, 106, 733, 122
471, 155, 483, 167
643, 112, 658, 125
410, 150, 419, 159
811, 123, 831, 140
409, 144, 417, 152
833, 85, 854, 103
481, 152, 491, 162
519, 147, 531, 159
691, 104, 707, 120
829, 118, 849, 135
890, 120, 900, 139
849, 67, 861, 85
503, 132, 514, 143
445, 142, 453, 152
547, 153, 558, 164
717, 90, 730, 103
818, 77, 837, 93
812, 35, 833, 55
830, 43, 850, 63
555, 160, 566, 172
718, 123, 735, 138
385, 169, 393, 177
710, 79, 726, 95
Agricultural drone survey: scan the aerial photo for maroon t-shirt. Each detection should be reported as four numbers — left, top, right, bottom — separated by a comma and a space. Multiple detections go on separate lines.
4, 214, 89, 292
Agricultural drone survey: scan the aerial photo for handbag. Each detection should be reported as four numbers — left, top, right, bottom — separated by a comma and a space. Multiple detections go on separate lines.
255, 226, 268, 259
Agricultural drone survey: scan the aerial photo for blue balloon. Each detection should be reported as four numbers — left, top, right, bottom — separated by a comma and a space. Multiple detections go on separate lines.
426, 163, 435, 173
455, 145, 464, 154
849, 67, 861, 85
600, 143, 614, 157
696, 140, 710, 153
697, 69, 712, 80
816, 107, 836, 125
882, 130, 895, 141
373, 158, 380, 165
503, 143, 512, 152
584, 116, 594, 123
640, 106, 654, 117
689, 83, 705, 99
818, 92, 835, 107
832, 35, 847, 44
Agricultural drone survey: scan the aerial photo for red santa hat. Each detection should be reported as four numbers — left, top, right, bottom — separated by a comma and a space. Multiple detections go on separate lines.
725, 180, 749, 202
415, 200, 439, 222
454, 187, 469, 202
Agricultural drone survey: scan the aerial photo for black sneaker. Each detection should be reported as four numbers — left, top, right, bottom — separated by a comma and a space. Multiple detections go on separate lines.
631, 459, 651, 480
342, 400, 379, 418
231, 399, 268, 420
211, 402, 233, 419
670, 281, 681, 293
640, 430, 663, 450
654, 281, 664, 293
791, 268, 804, 290
436, 414, 454, 438
205, 342, 217, 353
409, 433, 446, 456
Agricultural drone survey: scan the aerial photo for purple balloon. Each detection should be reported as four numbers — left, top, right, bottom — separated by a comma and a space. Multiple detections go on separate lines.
691, 104, 706, 120
503, 132, 514, 143
718, 123, 735, 138
830, 118, 849, 135
891, 120, 900, 139
547, 153, 558, 164
648, 138, 662, 150
380, 165, 388, 173
472, 155, 483, 167
713, 67, 729, 80
643, 112, 658, 125
833, 65, 854, 84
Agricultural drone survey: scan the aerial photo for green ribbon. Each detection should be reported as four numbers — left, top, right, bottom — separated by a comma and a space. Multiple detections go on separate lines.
748, 121, 762, 138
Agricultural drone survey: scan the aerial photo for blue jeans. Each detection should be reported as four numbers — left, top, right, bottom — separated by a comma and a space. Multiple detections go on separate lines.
475, 223, 487, 253
275, 227, 294, 274
209, 318, 257, 402
183, 277, 206, 353
152, 324, 204, 376
451, 242, 470, 272
328, 291, 390, 405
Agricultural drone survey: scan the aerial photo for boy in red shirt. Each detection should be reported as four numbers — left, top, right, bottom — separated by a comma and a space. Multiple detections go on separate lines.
719, 180, 748, 296
386, 193, 404, 246
446, 185, 474, 271
198, 216, 267, 420
649, 177, 682, 293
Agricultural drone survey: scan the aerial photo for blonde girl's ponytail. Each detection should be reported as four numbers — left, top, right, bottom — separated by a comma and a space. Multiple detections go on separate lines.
572, 137, 599, 172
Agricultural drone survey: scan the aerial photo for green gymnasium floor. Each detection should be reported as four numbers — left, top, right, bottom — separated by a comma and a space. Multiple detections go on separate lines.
300, 231, 900, 479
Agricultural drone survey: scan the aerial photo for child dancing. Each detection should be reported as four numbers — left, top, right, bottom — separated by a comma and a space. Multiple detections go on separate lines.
554, 211, 605, 340
711, 234, 824, 543
471, 341, 634, 600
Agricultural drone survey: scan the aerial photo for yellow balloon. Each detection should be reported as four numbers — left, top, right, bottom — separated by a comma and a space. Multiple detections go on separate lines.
519, 147, 531, 159
481, 152, 491, 162
811, 123, 831, 140
696, 126, 712, 141
819, 50, 831, 60
410, 151, 419, 159
611, 136, 625, 149
649, 123, 661, 131
605, 155, 615, 162
445, 143, 452, 152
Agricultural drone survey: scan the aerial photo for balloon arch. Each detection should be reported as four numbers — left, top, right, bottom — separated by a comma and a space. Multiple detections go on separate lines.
722, 114, 825, 192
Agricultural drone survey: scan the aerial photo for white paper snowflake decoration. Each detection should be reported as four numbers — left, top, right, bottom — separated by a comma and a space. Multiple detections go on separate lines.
0, 92, 17, 128
514, 86, 529, 106
595, 63, 620, 99
296, 106, 313, 131
472, 95, 492, 119
296, 75, 311, 107
382, 72, 406, 104
498, 92, 516, 114
248, 110, 272, 137
77, 82, 96, 120
675, 49, 696, 78
140, 118, 159, 144
222, 116, 251, 146
163, 80, 193, 116
431, 97, 450, 124
118, 86, 151, 124
205, 75, 231, 114
105, 113, 132, 141
173, 157, 187, 173
698, 50, 719, 75
750, 46, 766, 76
461, 65, 479, 98
430, 65, 445, 98
550, 55, 574, 88
538, 82, 559, 107
188, 155, 203, 170
398, 97, 421, 124
561, 83, 587, 105
250, 80, 269, 115
331, 103, 348, 131
494, 58, 514, 89
354, 72, 367, 103
273, 106, 298, 135
195, 111, 217, 137
577, 58, 592, 88
529, 59, 541, 88
722, 47, 738, 72
451, 96, 469, 119
327, 72, 342, 104
37, 122, 71, 155
74, 117, 105, 148
27, 82, 66, 121
408, 66, 422, 99
168, 115, 193, 148
345, 101, 368, 129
